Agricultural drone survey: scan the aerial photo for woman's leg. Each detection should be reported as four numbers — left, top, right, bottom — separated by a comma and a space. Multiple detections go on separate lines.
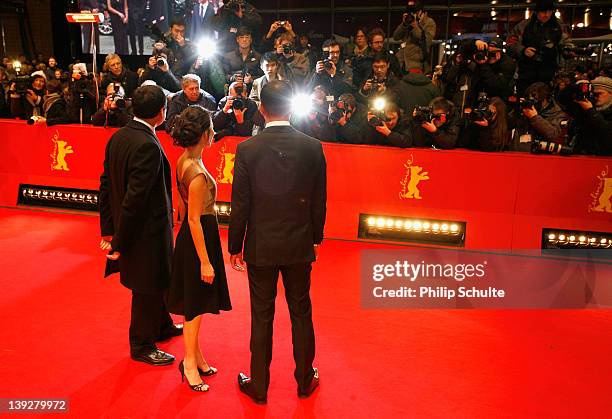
183, 315, 204, 385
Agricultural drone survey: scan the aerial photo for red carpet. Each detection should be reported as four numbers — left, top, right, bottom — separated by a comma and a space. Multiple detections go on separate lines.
0, 207, 611, 418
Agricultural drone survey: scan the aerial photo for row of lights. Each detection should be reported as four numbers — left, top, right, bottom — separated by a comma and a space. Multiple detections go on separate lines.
22, 187, 98, 205
366, 216, 462, 235
547, 232, 611, 248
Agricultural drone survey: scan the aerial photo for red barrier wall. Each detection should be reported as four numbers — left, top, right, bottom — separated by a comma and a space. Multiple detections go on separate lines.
1, 120, 610, 251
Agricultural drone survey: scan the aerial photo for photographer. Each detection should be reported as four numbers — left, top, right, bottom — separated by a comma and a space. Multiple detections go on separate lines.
66, 65, 98, 124
353, 27, 402, 89
291, 86, 336, 142
212, 0, 262, 54
461, 96, 510, 152
139, 51, 181, 93
213, 80, 263, 138
510, 82, 569, 152
358, 52, 410, 113
411, 96, 460, 149
261, 19, 296, 53
361, 100, 413, 147
166, 73, 216, 132
472, 38, 517, 101
308, 39, 354, 98
507, 0, 572, 95
331, 93, 369, 144
570, 77, 612, 156
296, 34, 320, 71
222, 26, 263, 86
274, 32, 309, 86
92, 82, 133, 127
100, 54, 139, 99
37, 79, 72, 126
163, 18, 198, 77
392, 0, 436, 72
0, 68, 10, 118
249, 52, 284, 106
9, 72, 45, 119
44, 57, 60, 81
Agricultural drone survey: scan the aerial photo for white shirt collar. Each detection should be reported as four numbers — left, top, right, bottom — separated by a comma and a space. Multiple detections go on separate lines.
265, 120, 291, 128
132, 117, 155, 133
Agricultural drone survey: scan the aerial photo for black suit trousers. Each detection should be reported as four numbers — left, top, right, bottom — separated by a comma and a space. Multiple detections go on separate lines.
129, 291, 174, 355
247, 263, 316, 398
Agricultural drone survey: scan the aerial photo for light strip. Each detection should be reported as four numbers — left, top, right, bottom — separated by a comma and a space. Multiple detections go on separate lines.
18, 184, 99, 212
359, 214, 466, 246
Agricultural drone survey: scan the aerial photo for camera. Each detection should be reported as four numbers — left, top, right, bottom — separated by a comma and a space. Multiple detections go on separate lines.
474, 50, 487, 62
282, 44, 294, 55
279, 21, 286, 27
109, 83, 126, 109
323, 59, 333, 70
232, 97, 245, 111
520, 96, 539, 110
413, 106, 435, 124
13, 74, 33, 94
531, 140, 573, 156
155, 56, 168, 68
469, 94, 494, 122
328, 100, 348, 124
533, 39, 555, 63
368, 98, 388, 127
571, 81, 594, 103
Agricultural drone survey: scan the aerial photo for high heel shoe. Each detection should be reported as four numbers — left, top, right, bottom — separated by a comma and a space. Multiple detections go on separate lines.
198, 366, 218, 376
179, 360, 209, 392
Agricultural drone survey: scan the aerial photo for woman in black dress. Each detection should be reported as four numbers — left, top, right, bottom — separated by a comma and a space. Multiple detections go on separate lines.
107, 0, 129, 55
167, 105, 232, 392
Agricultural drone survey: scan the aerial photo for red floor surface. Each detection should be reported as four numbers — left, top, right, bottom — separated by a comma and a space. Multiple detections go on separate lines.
0, 207, 611, 418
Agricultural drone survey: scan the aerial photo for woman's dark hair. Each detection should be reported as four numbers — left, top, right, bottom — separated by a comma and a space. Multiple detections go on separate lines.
488, 97, 509, 151
171, 105, 212, 148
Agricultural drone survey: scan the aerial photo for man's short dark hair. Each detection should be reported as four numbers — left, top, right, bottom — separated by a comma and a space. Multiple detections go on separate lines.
367, 27, 386, 44
322, 39, 340, 50
372, 52, 391, 64
525, 82, 551, 101
236, 26, 251, 37
132, 85, 167, 119
260, 80, 293, 117
171, 17, 186, 28
260, 52, 279, 66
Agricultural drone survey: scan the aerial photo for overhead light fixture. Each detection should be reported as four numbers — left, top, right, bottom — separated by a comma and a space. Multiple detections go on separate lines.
359, 214, 466, 246
18, 184, 99, 212
65, 12, 104, 23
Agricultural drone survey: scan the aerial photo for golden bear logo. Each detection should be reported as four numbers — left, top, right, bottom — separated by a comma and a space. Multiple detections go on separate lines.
399, 155, 430, 200
590, 166, 612, 213
50, 131, 74, 172
216, 144, 235, 184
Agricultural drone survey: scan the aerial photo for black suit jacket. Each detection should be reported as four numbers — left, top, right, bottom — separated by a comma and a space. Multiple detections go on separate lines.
228, 125, 327, 266
99, 120, 173, 293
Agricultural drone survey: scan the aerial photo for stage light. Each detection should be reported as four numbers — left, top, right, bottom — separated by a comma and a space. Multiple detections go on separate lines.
542, 228, 612, 258
214, 201, 232, 225
358, 214, 466, 246
197, 38, 217, 59
292, 93, 313, 116
65, 12, 104, 23
18, 184, 99, 212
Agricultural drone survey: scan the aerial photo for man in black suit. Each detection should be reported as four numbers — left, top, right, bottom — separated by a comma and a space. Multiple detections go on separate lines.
229, 80, 327, 403
99, 85, 182, 366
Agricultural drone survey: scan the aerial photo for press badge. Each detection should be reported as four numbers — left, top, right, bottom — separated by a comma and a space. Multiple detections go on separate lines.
230, 27, 238, 33
519, 134, 532, 143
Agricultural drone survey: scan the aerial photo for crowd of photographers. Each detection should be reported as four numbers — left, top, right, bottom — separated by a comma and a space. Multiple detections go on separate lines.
0, 0, 610, 156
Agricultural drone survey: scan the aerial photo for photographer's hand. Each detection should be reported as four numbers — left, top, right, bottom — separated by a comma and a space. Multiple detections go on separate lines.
223, 98, 234, 113
327, 61, 337, 77
576, 99, 593, 110
522, 106, 538, 119
475, 40, 488, 51
103, 95, 113, 111
524, 47, 537, 58
267, 22, 281, 38
148, 56, 157, 70
234, 108, 245, 124
315, 61, 324, 74
176, 33, 186, 47
26, 89, 38, 103
362, 79, 373, 93
376, 123, 392, 136
422, 121, 437, 133
474, 119, 489, 127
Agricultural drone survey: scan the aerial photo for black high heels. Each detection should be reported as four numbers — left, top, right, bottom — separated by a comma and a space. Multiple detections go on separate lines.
198, 366, 218, 376
179, 360, 209, 392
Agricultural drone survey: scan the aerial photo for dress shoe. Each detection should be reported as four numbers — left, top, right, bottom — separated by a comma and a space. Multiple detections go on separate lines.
131, 349, 175, 366
157, 324, 184, 341
298, 368, 319, 398
179, 360, 209, 392
237, 372, 267, 404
